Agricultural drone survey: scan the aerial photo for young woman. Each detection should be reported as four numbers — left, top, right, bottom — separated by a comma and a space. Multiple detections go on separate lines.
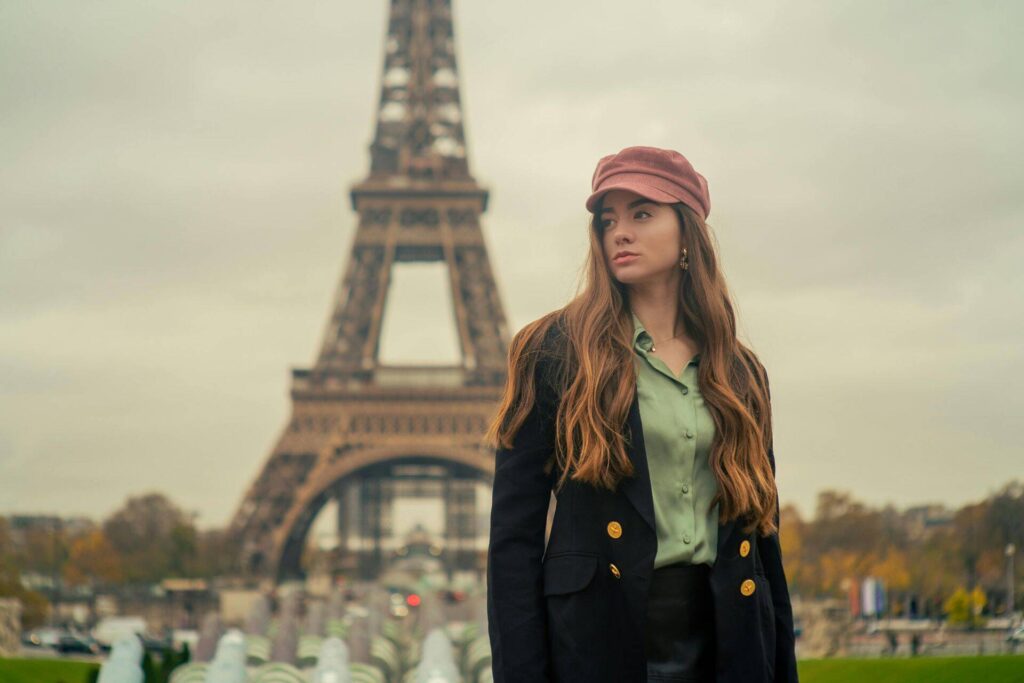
484, 146, 798, 683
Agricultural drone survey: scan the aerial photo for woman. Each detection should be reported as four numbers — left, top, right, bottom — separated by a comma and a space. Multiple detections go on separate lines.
484, 146, 798, 683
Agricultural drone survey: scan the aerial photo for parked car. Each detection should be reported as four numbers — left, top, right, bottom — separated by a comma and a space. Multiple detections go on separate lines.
139, 631, 173, 652
55, 633, 100, 655
22, 627, 62, 648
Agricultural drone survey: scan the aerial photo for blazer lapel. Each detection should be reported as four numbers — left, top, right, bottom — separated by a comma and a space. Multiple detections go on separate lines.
620, 389, 656, 533
716, 516, 739, 560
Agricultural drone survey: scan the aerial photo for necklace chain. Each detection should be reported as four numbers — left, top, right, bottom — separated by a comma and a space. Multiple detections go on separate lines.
649, 331, 683, 352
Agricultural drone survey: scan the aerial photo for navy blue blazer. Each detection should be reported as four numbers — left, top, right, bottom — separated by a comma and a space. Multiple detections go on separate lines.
486, 328, 799, 683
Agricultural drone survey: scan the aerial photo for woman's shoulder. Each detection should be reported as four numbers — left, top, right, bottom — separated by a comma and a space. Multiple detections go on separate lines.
542, 311, 570, 347
735, 344, 771, 397
539, 312, 574, 366
510, 310, 571, 393
513, 309, 569, 354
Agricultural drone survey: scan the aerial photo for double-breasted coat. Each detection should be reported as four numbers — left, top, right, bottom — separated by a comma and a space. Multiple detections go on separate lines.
487, 326, 799, 683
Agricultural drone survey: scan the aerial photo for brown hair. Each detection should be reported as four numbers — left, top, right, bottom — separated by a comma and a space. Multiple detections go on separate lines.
483, 199, 778, 536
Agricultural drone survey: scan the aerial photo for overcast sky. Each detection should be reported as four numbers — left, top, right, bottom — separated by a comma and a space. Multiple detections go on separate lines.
1, 1, 1021, 530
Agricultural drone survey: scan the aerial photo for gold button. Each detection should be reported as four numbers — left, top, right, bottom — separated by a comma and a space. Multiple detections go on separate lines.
607, 521, 623, 539
740, 579, 756, 596
739, 540, 751, 558
609, 563, 621, 579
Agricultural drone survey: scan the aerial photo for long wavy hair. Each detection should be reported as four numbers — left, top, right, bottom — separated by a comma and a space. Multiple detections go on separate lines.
484, 198, 778, 536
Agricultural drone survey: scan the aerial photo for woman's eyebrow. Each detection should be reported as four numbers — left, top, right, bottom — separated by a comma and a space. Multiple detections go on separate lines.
600, 199, 654, 214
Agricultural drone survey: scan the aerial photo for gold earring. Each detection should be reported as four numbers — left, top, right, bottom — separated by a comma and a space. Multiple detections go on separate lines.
679, 247, 689, 271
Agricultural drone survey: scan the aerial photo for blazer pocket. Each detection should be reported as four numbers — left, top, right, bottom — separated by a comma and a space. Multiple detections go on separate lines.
542, 552, 599, 596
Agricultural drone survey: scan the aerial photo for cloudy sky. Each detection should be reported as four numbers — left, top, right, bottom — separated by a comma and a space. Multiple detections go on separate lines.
1, 1, 1021, 530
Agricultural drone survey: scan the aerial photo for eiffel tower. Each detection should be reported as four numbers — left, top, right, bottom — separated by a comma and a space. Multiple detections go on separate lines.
228, 0, 510, 583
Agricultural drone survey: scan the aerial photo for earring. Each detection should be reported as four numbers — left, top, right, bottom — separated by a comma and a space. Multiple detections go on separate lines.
679, 247, 689, 271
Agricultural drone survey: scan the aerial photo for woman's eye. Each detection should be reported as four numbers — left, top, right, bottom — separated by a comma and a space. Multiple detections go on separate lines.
600, 220, 614, 230
635, 210, 651, 219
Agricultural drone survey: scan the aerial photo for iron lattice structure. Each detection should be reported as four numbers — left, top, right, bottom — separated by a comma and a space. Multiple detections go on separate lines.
228, 0, 511, 583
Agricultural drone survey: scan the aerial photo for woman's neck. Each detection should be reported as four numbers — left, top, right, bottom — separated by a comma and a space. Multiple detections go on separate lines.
628, 283, 682, 341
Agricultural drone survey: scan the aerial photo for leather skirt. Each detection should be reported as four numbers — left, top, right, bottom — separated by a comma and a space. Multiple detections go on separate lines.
644, 561, 716, 682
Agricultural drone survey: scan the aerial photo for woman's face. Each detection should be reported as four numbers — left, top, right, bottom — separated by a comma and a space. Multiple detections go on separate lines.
598, 189, 682, 286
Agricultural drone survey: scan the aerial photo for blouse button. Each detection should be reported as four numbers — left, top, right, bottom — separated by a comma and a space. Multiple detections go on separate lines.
680, 385, 689, 395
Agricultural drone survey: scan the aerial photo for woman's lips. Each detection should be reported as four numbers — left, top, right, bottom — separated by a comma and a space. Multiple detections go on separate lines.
613, 253, 638, 265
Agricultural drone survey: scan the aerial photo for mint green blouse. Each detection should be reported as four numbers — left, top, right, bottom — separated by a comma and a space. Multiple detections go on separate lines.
632, 312, 720, 569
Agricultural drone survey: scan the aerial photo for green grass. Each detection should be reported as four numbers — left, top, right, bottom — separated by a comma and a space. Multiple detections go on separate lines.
799, 655, 1024, 683
2, 654, 1022, 683
0, 658, 99, 683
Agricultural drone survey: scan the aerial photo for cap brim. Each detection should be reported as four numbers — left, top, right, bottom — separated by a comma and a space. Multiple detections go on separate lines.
585, 181, 679, 213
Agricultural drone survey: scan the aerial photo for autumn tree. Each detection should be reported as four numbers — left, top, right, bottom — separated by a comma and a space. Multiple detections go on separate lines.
12, 524, 70, 577
944, 586, 987, 629
102, 493, 197, 583
0, 527, 49, 630
193, 528, 241, 578
63, 530, 124, 587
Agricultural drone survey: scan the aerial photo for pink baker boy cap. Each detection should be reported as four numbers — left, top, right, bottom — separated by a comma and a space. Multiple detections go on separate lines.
585, 145, 711, 220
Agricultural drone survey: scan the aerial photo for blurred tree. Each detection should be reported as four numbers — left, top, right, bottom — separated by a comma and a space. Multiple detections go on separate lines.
14, 525, 69, 575
909, 532, 960, 610
168, 523, 197, 577
971, 585, 988, 623
194, 529, 240, 578
0, 518, 10, 554
953, 502, 989, 590
871, 547, 911, 592
944, 587, 971, 625
944, 585, 987, 628
806, 490, 885, 557
986, 481, 1024, 548
103, 493, 196, 583
818, 550, 879, 597
63, 530, 124, 587
0, 561, 50, 629
777, 504, 809, 593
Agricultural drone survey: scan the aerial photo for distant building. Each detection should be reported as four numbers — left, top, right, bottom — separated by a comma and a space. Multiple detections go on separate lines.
5, 514, 96, 551
902, 504, 954, 541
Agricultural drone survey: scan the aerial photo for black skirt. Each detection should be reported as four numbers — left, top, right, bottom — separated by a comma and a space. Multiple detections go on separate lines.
644, 561, 716, 683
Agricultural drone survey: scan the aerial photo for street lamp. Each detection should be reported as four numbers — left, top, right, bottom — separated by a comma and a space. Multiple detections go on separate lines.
1008, 543, 1017, 629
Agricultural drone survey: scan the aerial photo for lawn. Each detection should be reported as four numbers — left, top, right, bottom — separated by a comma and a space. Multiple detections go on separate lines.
0, 658, 98, 683
799, 654, 1024, 682
2, 654, 1023, 682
